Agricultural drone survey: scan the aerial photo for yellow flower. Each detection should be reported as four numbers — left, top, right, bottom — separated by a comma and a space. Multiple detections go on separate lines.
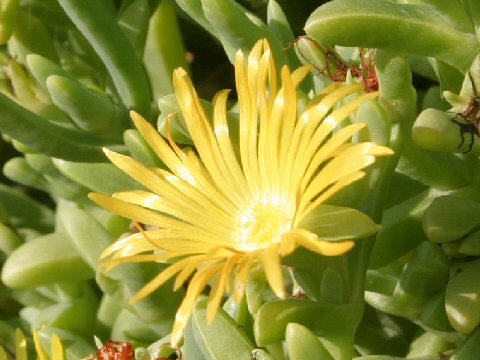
0, 329, 64, 360
89, 39, 392, 347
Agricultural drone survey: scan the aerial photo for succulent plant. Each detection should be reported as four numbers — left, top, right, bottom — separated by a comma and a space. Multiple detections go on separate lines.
1, 0, 480, 359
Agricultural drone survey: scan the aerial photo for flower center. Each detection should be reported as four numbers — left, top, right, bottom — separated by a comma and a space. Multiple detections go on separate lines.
233, 200, 293, 251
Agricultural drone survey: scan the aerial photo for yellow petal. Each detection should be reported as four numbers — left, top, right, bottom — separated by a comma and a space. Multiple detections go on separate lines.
206, 255, 240, 323
33, 330, 49, 360
0, 346, 6, 360
129, 255, 205, 303
233, 253, 254, 303
15, 329, 27, 360
293, 230, 355, 256
263, 244, 285, 299
50, 335, 64, 360
171, 262, 223, 347
298, 171, 366, 222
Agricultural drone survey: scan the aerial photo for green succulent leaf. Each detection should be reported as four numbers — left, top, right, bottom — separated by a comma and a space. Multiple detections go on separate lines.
191, 297, 254, 360
53, 158, 142, 193
0, 183, 54, 233
299, 204, 379, 241
57, 0, 151, 115
286, 323, 334, 360
398, 241, 450, 298
0, 92, 110, 162
56, 200, 116, 270
304, 0, 480, 72
1, 233, 94, 289
423, 196, 480, 243
254, 299, 356, 346
143, 0, 190, 100
445, 260, 480, 333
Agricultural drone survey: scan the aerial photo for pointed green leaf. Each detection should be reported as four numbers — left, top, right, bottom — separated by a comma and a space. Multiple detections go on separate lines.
445, 261, 480, 333
192, 297, 254, 360
423, 196, 480, 243
200, 0, 288, 66
118, 0, 150, 59
57, 0, 151, 115
0, 183, 54, 232
254, 299, 356, 346
53, 158, 142, 193
56, 200, 115, 270
299, 204, 378, 241
286, 323, 334, 360
0, 92, 109, 161
398, 242, 450, 298
2, 233, 94, 289
143, 0, 190, 100
304, 0, 479, 72
46, 75, 124, 137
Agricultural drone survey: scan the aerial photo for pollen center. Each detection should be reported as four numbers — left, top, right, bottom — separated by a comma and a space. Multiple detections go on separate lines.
233, 200, 292, 251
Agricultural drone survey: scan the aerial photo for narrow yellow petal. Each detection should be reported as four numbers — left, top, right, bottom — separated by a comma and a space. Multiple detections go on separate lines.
50, 335, 64, 360
102, 253, 181, 271
300, 123, 366, 191
263, 244, 285, 299
173, 256, 206, 291
233, 253, 254, 303
298, 171, 366, 222
129, 255, 205, 303
113, 190, 232, 238
173, 70, 242, 204
33, 330, 49, 360
290, 64, 313, 86
212, 89, 250, 198
171, 262, 223, 347
206, 255, 240, 323
293, 230, 355, 256
0, 346, 6, 360
15, 329, 27, 360
235, 48, 261, 195
282, 84, 364, 195
129, 111, 186, 181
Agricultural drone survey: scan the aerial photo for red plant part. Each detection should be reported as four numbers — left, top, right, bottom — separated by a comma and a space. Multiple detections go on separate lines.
97, 341, 134, 360
352, 48, 379, 92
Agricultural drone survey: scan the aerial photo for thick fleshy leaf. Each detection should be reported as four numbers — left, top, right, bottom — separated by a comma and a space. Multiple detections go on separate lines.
451, 325, 480, 360
53, 159, 142, 193
423, 196, 480, 243
1, 233, 94, 289
398, 137, 470, 190
191, 297, 254, 360
117, 0, 150, 58
9, 10, 58, 64
0, 184, 54, 233
254, 299, 356, 345
420, 292, 453, 332
369, 188, 440, 269
298, 204, 378, 241
56, 200, 118, 270
286, 323, 334, 360
445, 260, 480, 333
143, 0, 189, 100
46, 75, 125, 137
398, 241, 450, 298
0, 92, 108, 162
57, 0, 151, 115
305, 0, 479, 72
200, 0, 289, 66
412, 108, 480, 155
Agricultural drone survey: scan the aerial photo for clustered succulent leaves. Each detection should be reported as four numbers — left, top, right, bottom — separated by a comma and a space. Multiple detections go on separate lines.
1, 0, 480, 359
